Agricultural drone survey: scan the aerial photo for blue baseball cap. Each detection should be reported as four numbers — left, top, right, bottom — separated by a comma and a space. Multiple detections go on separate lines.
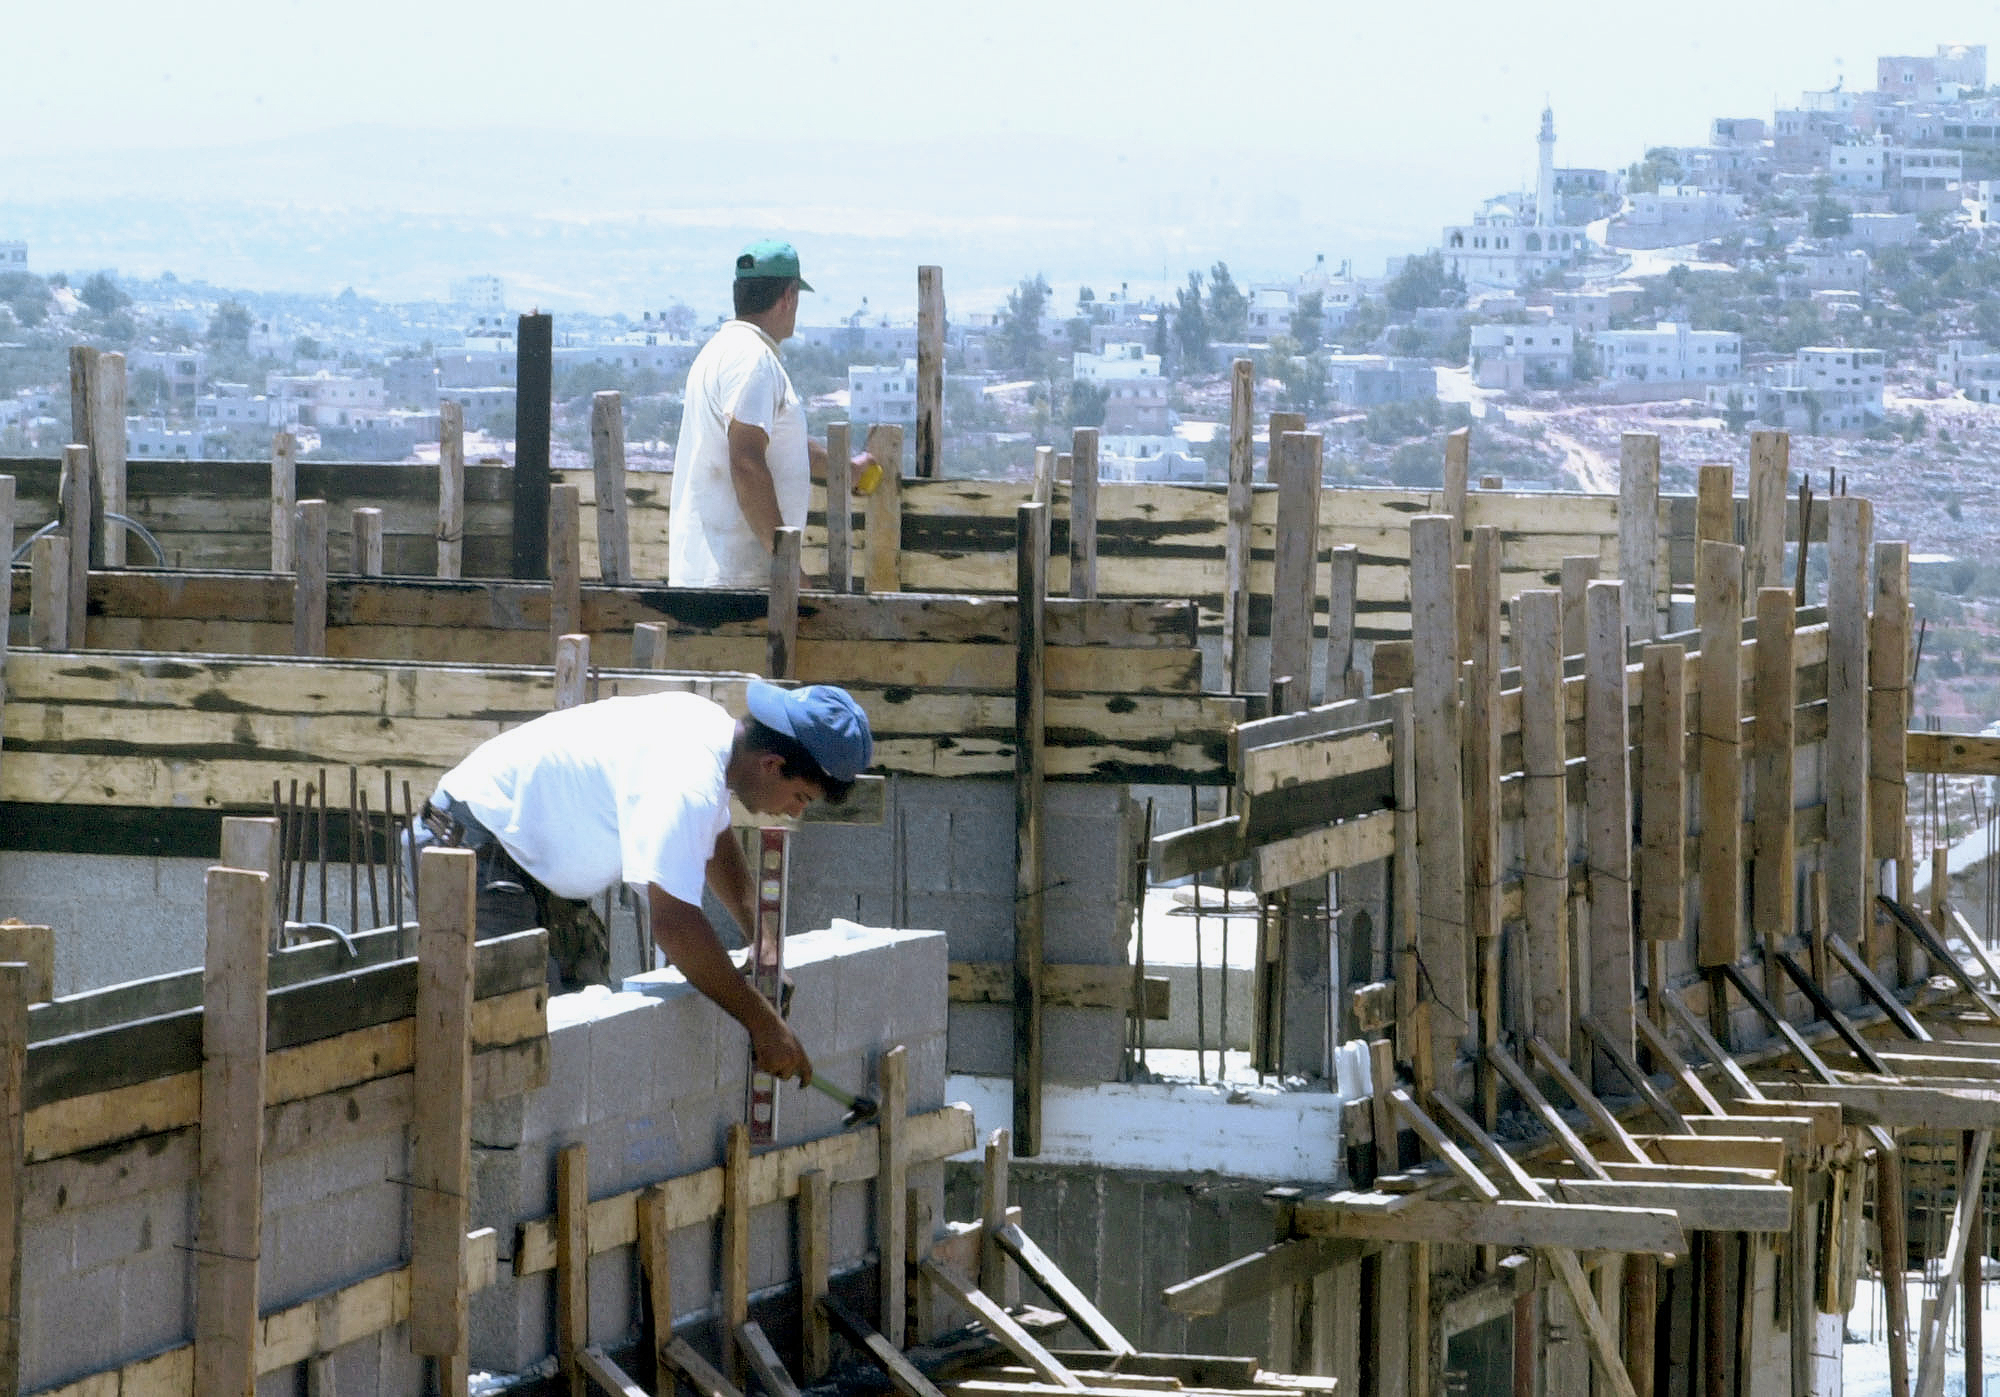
735, 239, 813, 292
746, 682, 872, 781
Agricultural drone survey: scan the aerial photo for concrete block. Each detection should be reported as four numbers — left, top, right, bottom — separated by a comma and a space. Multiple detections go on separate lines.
21, 1215, 72, 1277
590, 1114, 675, 1200
620, 969, 721, 1097
521, 1015, 592, 1141
119, 1245, 194, 1360
669, 1095, 732, 1167
587, 1246, 640, 1347
261, 1145, 322, 1214
900, 892, 1010, 962
945, 1003, 1012, 1078
829, 1179, 871, 1272
906, 1033, 948, 1112
587, 991, 668, 1125
471, 1092, 527, 1148
670, 1219, 721, 1327
71, 1192, 170, 1272
257, 1365, 303, 1397
471, 1268, 551, 1375
22, 1255, 125, 1391
317, 1129, 403, 1197
748, 1198, 792, 1293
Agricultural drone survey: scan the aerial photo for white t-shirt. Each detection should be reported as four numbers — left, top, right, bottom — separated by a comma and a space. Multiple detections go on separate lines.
669, 319, 809, 587
433, 692, 737, 905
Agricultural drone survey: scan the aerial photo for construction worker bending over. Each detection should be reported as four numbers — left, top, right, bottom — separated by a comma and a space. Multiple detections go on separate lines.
417, 682, 872, 1085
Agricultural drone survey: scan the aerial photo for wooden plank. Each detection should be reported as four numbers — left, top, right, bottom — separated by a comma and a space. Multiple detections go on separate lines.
1161, 1235, 1372, 1317
195, 865, 268, 1397
1638, 644, 1687, 946
1618, 433, 1660, 639
1746, 432, 1788, 602
1906, 731, 2000, 776
979, 1128, 1016, 1306
1015, 504, 1047, 1155
1696, 464, 1734, 546
1222, 361, 1255, 693
1916, 1130, 1992, 1397
1069, 428, 1099, 601
437, 405, 464, 580
60, 443, 89, 648
995, 1222, 1135, 1353
1753, 1078, 2000, 1131
589, 391, 631, 585
1442, 429, 1469, 558
1409, 516, 1466, 1092
92, 353, 126, 568
1696, 541, 1744, 969
352, 507, 384, 577
877, 1046, 909, 1346
948, 962, 1168, 1019
1632, 1133, 1783, 1174
1292, 1195, 1685, 1254
1870, 543, 1909, 867
820, 1292, 950, 1397
558, 1142, 589, 1397
769, 527, 802, 679
409, 846, 476, 1366
1582, 1015, 1689, 1133
1238, 725, 1390, 799
0, 927, 52, 1006
514, 313, 554, 579
1825, 497, 1873, 962
1561, 556, 1597, 657
825, 423, 852, 593
550, 482, 583, 655
1527, 1035, 1650, 1165
723, 1120, 751, 1378
580, 1345, 652, 1397
1269, 432, 1321, 703
798, 1168, 831, 1379
1584, 580, 1635, 1084
1250, 811, 1396, 893
921, 1260, 1086, 1389
0, 965, 23, 1395
1544, 1178, 1792, 1233
916, 267, 944, 479
638, 1183, 675, 1380
739, 1319, 804, 1397
1392, 1090, 1500, 1201
1466, 520, 1503, 1128
271, 432, 297, 573
1751, 589, 1796, 994
293, 499, 328, 657
865, 424, 905, 593
665, 1336, 749, 1397
1485, 1045, 1610, 1179
1323, 544, 1361, 701
1517, 590, 1571, 1050
1630, 1010, 1726, 1116
28, 534, 66, 650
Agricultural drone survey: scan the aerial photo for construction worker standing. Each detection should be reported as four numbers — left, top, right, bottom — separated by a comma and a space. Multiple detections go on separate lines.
416, 681, 873, 1084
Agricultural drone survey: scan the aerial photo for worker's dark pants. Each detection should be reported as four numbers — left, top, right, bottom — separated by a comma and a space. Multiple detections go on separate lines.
406, 800, 611, 992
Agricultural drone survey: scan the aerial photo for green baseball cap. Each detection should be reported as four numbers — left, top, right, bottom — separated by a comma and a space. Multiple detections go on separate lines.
735, 239, 813, 292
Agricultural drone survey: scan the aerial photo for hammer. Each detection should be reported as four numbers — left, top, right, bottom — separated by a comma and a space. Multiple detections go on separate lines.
807, 1075, 879, 1128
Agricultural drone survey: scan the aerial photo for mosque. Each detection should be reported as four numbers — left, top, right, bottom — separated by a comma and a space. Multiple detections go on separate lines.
1440, 107, 1593, 288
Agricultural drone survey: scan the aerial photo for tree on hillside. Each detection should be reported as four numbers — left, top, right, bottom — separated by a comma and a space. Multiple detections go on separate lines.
1206, 262, 1248, 343
1385, 252, 1465, 313
0, 272, 49, 328
998, 273, 1051, 376
81, 272, 129, 315
207, 299, 253, 354
1174, 272, 1209, 371
1292, 291, 1325, 353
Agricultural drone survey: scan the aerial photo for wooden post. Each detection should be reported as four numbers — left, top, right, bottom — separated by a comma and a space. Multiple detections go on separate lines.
979, 1128, 1018, 1305
1068, 427, 1099, 600
1625, 1254, 1657, 1397
865, 424, 904, 594
271, 431, 298, 572
1014, 504, 1048, 1154
590, 390, 632, 584
513, 312, 554, 580
60, 442, 89, 648
1585, 580, 1635, 1088
799, 1169, 831, 1379
1696, 541, 1744, 972
1880, 1143, 1911, 1397
93, 351, 127, 568
352, 506, 384, 576
1746, 432, 1788, 603
1825, 498, 1874, 964
1917, 1131, 1992, 1397
0, 963, 24, 1396
724, 1121, 751, 1380
1619, 433, 1661, 640
1223, 359, 1255, 694
1519, 590, 1571, 1052
1752, 589, 1797, 1009
1639, 645, 1688, 959
768, 527, 802, 679
1442, 428, 1469, 559
876, 1045, 909, 1346
1031, 445, 1056, 510
29, 535, 68, 650
293, 499, 328, 657
1325, 544, 1360, 701
0, 470, 12, 658
1409, 516, 1467, 1094
555, 635, 589, 710
1467, 525, 1503, 1121
1561, 556, 1598, 656
631, 623, 669, 670
557, 1142, 588, 1397
67, 347, 97, 562
1697, 464, 1734, 545
1968, 1132, 1985, 1397
550, 482, 582, 655
1870, 543, 1912, 979
825, 422, 852, 593
411, 846, 477, 1391
219, 815, 279, 953
195, 864, 269, 1397
638, 1184, 675, 1382
916, 266, 944, 479
1271, 431, 1323, 705
437, 403, 464, 580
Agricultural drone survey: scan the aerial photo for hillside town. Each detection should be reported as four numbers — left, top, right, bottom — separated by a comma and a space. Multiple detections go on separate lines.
6, 41, 2000, 724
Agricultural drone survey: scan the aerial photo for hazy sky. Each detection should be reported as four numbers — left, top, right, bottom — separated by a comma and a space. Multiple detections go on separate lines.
1, 2, 1994, 312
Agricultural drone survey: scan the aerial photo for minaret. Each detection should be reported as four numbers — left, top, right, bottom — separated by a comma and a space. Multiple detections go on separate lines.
1536, 105, 1557, 227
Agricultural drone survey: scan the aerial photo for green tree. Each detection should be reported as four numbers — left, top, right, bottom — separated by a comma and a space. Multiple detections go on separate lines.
207, 299, 253, 354
80, 272, 129, 315
1063, 378, 1108, 429
1571, 334, 1597, 382
1206, 261, 1248, 343
997, 274, 1051, 376
1174, 272, 1209, 371
1292, 291, 1324, 353
1384, 252, 1465, 313
0, 272, 50, 328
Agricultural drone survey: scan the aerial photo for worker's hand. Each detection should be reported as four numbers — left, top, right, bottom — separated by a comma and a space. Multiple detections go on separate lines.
751, 1016, 813, 1087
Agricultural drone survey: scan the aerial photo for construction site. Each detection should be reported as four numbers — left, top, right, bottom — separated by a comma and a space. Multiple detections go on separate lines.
5, 272, 2000, 1397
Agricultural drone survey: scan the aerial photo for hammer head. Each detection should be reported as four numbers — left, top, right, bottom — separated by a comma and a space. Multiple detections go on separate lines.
841, 1094, 880, 1129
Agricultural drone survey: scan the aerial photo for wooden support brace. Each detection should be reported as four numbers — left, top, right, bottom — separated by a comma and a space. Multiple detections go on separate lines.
1014, 505, 1047, 1154
865, 424, 904, 593
768, 527, 802, 679
437, 403, 464, 579
724, 1121, 751, 1380
1584, 580, 1635, 1086
589, 390, 632, 584
877, 1045, 909, 1346
980, 1128, 1018, 1306
995, 1223, 1135, 1354
1517, 590, 1571, 1052
825, 422, 853, 593
1619, 433, 1660, 639
293, 499, 328, 657
1485, 1046, 1611, 1180
920, 1259, 1085, 1389
798, 1167, 831, 1380
916, 267, 944, 479
1068, 428, 1099, 601
1408, 516, 1467, 1093
1916, 1130, 1992, 1397
1526, 1035, 1650, 1165
1582, 1015, 1691, 1133
637, 1183, 674, 1382
351, 507, 384, 577
271, 431, 297, 573
665, 1336, 748, 1397
558, 1143, 590, 1397
739, 1319, 804, 1397
410, 847, 477, 1380
1222, 359, 1255, 695
579, 1345, 651, 1397
1695, 540, 1744, 971
549, 482, 583, 656
0, 964, 25, 1395
1629, 1009, 1727, 1117
820, 1293, 949, 1397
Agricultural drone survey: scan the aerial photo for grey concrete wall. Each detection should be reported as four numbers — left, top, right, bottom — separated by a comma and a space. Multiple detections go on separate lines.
17, 923, 947, 1393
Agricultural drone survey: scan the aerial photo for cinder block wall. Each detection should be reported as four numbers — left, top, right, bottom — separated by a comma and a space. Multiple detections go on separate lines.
18, 924, 947, 1394
792, 777, 1139, 1083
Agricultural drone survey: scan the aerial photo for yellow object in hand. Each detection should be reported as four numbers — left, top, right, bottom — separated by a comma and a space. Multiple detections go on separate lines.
851, 453, 883, 496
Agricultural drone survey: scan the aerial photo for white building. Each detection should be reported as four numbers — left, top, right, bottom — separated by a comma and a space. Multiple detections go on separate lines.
1547, 292, 1613, 334
1828, 141, 1887, 191
1782, 246, 1870, 295
1468, 322, 1574, 389
1726, 347, 1885, 431
265, 372, 387, 429
1891, 147, 1964, 211
450, 276, 506, 317
1595, 322, 1741, 384
0, 242, 26, 273
1608, 186, 1748, 248
848, 359, 918, 426
1072, 342, 1161, 384
552, 336, 696, 377
1941, 338, 2000, 402
1442, 108, 1590, 289
126, 418, 209, 459
194, 390, 272, 429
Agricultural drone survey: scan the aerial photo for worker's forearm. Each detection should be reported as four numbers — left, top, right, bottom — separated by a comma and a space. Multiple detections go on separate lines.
728, 449, 784, 550
807, 436, 828, 483
653, 902, 783, 1036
